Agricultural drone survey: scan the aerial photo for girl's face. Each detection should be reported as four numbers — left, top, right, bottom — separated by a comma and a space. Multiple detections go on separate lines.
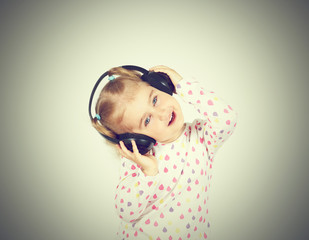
121, 84, 185, 143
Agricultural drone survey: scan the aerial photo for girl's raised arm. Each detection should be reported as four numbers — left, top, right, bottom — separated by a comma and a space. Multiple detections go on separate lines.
177, 79, 237, 160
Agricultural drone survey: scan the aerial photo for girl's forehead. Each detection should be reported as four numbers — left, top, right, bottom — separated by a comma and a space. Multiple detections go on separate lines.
129, 85, 152, 107
127, 84, 152, 102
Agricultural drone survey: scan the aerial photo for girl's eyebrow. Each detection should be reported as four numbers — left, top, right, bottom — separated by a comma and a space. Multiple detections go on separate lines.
138, 89, 154, 129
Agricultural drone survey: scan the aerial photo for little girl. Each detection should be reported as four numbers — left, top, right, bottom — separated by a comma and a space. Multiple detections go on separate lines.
90, 65, 237, 239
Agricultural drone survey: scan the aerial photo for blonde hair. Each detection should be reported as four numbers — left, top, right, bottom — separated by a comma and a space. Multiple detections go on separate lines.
91, 67, 146, 144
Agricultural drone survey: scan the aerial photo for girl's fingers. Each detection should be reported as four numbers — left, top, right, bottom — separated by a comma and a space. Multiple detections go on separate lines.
149, 65, 169, 71
118, 141, 126, 153
131, 140, 140, 155
118, 140, 158, 176
119, 140, 125, 149
131, 140, 142, 165
119, 140, 136, 156
118, 140, 141, 166
118, 141, 131, 158
150, 66, 182, 87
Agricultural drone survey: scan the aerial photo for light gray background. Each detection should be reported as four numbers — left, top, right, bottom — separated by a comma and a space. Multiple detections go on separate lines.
1, 1, 308, 240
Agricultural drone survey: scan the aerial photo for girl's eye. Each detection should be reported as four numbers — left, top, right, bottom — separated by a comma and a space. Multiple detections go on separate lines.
145, 116, 151, 126
152, 96, 157, 106
144, 96, 157, 127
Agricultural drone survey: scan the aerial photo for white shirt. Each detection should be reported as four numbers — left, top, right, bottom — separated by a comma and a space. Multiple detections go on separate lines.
115, 79, 237, 240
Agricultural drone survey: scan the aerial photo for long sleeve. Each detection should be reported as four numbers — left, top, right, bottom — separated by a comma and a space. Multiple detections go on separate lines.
176, 79, 237, 160
115, 158, 162, 223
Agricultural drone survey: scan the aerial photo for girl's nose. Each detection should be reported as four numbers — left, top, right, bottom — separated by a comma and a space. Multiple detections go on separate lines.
157, 107, 170, 121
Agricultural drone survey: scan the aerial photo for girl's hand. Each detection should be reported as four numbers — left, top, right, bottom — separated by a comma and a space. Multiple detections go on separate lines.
149, 65, 183, 88
118, 140, 158, 176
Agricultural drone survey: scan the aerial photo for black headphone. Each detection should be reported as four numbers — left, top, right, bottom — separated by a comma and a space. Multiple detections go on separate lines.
88, 65, 175, 155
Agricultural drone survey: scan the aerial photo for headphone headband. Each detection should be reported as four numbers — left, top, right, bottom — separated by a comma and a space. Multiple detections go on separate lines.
121, 65, 148, 74
88, 71, 108, 122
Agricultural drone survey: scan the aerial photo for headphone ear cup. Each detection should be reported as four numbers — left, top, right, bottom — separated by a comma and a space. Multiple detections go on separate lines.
121, 65, 175, 95
143, 71, 175, 95
118, 133, 156, 155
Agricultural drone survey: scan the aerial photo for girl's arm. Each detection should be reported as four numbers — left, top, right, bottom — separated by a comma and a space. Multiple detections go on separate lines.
115, 141, 160, 223
150, 65, 237, 159
115, 164, 159, 223
177, 79, 237, 160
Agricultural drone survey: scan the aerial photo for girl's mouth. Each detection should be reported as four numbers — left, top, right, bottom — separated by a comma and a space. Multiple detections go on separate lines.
168, 111, 176, 126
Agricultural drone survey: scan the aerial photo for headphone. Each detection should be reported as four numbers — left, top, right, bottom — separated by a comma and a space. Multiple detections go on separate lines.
88, 65, 175, 155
